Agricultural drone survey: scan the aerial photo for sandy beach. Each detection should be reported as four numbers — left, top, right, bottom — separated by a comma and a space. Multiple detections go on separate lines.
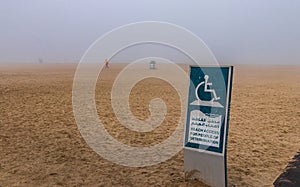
0, 63, 299, 186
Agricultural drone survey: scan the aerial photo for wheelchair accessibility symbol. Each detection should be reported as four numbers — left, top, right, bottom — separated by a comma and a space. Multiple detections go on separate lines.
190, 75, 224, 108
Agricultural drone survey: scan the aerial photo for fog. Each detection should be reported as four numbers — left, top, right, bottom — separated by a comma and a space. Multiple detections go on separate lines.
0, 0, 299, 64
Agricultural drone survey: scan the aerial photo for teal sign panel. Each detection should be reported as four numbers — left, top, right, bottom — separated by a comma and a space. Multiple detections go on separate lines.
184, 66, 233, 154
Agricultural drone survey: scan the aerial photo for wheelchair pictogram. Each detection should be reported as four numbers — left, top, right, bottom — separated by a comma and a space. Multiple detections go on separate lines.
190, 74, 224, 108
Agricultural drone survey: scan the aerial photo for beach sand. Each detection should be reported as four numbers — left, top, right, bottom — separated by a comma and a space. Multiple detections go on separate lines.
0, 63, 299, 186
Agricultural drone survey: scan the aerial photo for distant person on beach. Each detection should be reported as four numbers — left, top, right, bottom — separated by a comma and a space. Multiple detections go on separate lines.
105, 59, 109, 69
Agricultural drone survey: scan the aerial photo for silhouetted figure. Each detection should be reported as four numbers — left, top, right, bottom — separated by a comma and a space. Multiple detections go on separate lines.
105, 59, 109, 69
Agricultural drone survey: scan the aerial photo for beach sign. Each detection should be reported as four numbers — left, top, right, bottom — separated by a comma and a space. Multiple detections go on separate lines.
184, 66, 233, 187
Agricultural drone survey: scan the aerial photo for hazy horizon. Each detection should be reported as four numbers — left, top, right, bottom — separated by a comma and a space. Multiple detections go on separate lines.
1, 1, 300, 65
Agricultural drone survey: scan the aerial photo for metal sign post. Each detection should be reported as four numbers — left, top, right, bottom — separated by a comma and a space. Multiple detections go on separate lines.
184, 66, 233, 187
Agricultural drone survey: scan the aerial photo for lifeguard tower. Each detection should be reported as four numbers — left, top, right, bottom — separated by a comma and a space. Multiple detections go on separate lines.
149, 60, 156, 70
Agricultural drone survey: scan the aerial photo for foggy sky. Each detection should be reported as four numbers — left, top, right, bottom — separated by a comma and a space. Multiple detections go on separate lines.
0, 0, 299, 64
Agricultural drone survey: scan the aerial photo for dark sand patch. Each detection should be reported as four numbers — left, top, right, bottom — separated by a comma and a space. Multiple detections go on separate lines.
274, 151, 300, 187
